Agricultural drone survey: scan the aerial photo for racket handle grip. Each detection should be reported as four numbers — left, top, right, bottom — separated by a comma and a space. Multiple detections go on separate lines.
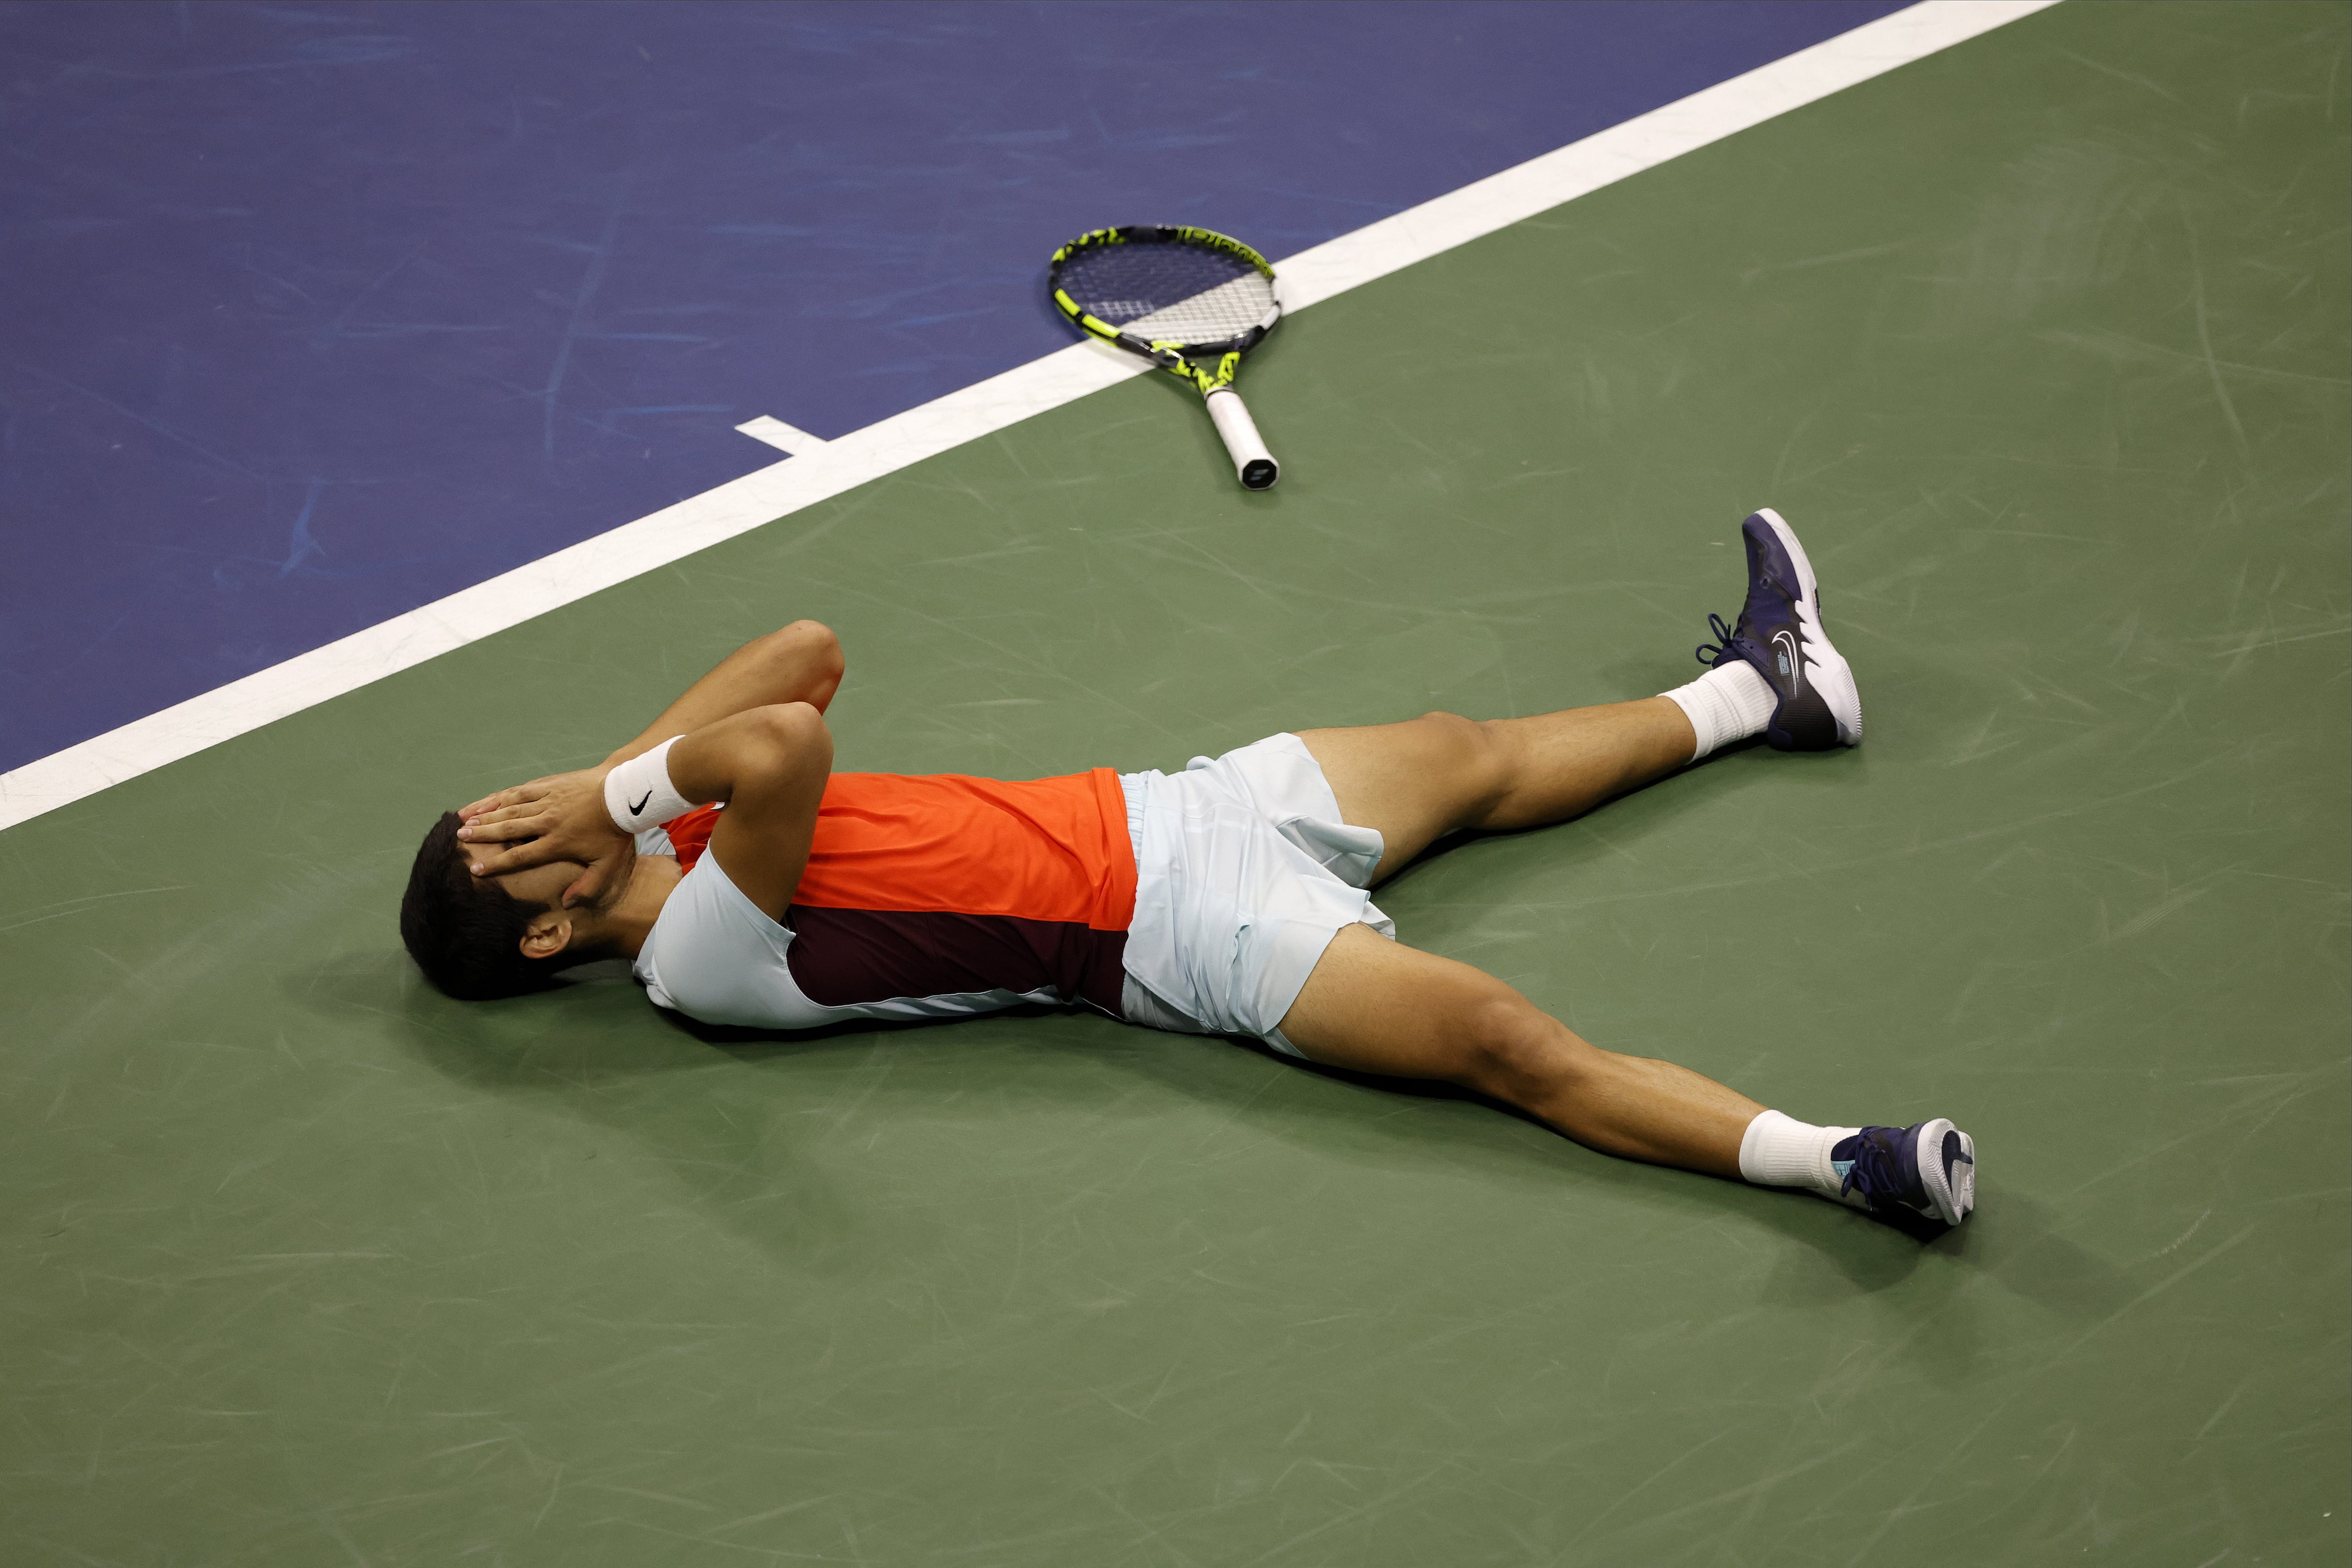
1204, 388, 1279, 491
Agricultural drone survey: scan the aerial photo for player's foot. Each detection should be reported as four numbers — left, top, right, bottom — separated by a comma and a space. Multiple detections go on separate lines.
1696, 508, 1862, 750
1833, 1119, 1976, 1227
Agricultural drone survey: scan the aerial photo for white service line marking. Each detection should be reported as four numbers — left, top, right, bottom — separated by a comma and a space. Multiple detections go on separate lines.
0, 0, 2058, 832
735, 415, 828, 454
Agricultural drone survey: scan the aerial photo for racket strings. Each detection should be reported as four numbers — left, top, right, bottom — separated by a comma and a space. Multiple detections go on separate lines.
1124, 273, 1276, 345
1058, 243, 1271, 345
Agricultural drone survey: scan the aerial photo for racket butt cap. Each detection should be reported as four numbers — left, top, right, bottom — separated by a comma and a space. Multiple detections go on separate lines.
1205, 388, 1279, 491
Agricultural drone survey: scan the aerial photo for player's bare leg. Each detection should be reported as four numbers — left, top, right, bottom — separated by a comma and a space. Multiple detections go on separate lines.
1278, 509, 1974, 1227
1288, 694, 1757, 1172
1286, 698, 1763, 1179
1296, 696, 1695, 881
1277, 924, 1759, 1177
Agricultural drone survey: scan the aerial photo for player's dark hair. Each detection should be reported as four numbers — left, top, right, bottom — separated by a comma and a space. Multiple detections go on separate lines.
399, 811, 567, 1000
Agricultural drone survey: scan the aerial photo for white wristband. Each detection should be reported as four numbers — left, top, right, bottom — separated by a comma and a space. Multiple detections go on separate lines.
604, 737, 696, 833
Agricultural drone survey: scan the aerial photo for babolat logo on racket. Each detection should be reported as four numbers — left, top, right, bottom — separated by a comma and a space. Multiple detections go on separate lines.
1047, 225, 1284, 491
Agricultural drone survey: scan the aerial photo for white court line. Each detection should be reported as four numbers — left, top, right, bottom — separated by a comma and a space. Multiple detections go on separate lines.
735, 414, 828, 454
0, 0, 2058, 832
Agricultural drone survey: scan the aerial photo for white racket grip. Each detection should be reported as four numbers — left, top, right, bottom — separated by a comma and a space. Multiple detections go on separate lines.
1204, 388, 1279, 491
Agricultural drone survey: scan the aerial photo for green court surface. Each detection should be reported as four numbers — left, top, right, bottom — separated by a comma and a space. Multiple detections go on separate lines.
4, 4, 2346, 1563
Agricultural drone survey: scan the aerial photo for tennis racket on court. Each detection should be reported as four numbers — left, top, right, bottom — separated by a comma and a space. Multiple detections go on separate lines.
1049, 225, 1282, 490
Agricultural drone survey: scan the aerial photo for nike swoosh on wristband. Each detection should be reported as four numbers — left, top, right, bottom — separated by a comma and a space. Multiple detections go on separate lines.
629, 791, 653, 816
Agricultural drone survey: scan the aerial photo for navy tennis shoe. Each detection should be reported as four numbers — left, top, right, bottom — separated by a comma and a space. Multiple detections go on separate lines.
1833, 1119, 1976, 1227
1697, 508, 1863, 750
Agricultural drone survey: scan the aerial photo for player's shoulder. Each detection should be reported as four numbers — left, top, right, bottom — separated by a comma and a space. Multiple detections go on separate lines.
642, 853, 785, 967
634, 851, 849, 1031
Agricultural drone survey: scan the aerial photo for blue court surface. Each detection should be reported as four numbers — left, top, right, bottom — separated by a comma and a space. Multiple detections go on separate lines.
0, 0, 1905, 775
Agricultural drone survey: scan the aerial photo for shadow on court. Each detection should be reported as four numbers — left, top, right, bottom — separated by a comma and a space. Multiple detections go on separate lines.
290, 924, 2132, 1381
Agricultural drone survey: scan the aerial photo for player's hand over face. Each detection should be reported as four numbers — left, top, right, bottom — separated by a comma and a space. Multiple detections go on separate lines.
457, 768, 636, 910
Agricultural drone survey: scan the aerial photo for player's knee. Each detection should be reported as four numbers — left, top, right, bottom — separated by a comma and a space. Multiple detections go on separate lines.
1414, 710, 1511, 808
1458, 991, 1588, 1098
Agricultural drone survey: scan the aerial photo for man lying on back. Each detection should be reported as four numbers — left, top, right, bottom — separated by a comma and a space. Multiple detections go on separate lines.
403, 510, 1976, 1230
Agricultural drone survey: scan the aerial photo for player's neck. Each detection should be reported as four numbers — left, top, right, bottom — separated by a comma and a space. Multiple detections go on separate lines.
577, 854, 682, 961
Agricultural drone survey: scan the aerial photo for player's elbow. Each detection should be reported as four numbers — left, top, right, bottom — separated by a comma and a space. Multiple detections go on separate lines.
739, 701, 833, 775
762, 619, 843, 681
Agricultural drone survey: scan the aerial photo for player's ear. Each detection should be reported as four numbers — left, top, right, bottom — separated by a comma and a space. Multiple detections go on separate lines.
519, 909, 573, 960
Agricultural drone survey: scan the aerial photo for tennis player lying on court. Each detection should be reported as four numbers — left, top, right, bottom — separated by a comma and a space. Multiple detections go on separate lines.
404, 509, 1976, 1230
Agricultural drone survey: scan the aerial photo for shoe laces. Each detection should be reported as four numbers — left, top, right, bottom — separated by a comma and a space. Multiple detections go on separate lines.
1695, 612, 1739, 666
1838, 1126, 1911, 1208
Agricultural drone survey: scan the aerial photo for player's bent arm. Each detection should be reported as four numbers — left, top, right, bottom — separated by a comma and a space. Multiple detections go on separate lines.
457, 660, 835, 905
666, 703, 834, 920
460, 623, 839, 825
603, 620, 844, 768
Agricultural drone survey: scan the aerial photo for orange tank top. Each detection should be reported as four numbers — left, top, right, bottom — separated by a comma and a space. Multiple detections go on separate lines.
660, 768, 1133, 926
657, 768, 1136, 1015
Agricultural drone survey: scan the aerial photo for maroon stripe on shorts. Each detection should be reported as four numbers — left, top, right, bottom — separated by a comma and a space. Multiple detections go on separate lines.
784, 906, 1128, 1014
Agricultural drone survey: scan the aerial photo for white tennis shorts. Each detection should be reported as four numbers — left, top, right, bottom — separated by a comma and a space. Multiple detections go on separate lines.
1118, 733, 1397, 1056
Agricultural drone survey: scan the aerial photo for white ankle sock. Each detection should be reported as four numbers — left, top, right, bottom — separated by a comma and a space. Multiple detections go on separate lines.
1738, 1110, 1863, 1202
1661, 662, 1776, 761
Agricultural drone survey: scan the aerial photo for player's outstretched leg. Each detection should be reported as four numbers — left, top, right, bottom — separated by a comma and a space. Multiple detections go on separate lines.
1297, 508, 1865, 882
1277, 927, 1976, 1229
1295, 697, 1697, 878
1277, 508, 1970, 1228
